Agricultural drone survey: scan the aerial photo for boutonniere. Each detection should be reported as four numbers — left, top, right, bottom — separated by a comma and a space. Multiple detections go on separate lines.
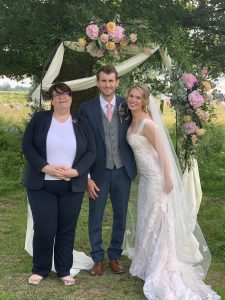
118, 102, 129, 123
72, 118, 78, 124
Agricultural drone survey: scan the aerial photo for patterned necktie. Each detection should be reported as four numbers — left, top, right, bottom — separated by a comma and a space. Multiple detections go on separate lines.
106, 103, 113, 122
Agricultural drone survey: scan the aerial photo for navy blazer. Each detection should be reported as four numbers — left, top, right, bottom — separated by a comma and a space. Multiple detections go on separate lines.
22, 110, 96, 192
80, 95, 137, 185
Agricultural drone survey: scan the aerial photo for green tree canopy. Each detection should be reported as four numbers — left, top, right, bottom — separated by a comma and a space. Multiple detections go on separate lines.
0, 0, 225, 80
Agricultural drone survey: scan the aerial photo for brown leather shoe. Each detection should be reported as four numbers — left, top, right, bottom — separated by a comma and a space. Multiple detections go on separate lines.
109, 259, 125, 274
90, 261, 103, 276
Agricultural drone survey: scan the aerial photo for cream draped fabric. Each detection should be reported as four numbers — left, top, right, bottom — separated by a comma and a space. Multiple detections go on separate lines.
31, 42, 162, 102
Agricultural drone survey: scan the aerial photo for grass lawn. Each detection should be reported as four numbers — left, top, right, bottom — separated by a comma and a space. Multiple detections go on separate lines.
0, 92, 224, 299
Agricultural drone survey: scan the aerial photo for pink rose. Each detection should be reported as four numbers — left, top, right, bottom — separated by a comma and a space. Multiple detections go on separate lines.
100, 33, 109, 43
96, 49, 104, 58
86, 42, 97, 56
191, 134, 198, 144
108, 25, 124, 43
180, 73, 198, 89
86, 24, 99, 40
196, 108, 209, 120
183, 121, 198, 135
188, 91, 204, 108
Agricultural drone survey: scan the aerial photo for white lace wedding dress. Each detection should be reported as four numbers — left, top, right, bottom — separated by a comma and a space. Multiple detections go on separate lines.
126, 119, 220, 300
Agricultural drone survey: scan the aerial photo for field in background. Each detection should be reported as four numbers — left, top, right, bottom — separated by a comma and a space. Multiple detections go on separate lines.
0, 92, 224, 299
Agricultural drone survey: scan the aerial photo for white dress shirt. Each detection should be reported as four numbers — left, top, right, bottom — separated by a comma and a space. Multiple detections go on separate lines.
100, 95, 116, 116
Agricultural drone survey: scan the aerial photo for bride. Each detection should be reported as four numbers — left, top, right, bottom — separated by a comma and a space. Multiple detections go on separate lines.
124, 84, 220, 300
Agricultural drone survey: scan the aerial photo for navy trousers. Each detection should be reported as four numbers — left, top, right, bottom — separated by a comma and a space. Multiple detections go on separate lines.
89, 167, 131, 262
27, 180, 84, 278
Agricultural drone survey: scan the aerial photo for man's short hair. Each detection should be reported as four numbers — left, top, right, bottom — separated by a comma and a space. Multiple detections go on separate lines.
96, 65, 119, 81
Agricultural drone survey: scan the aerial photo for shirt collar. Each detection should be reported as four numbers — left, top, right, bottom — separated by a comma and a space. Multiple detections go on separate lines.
100, 95, 116, 109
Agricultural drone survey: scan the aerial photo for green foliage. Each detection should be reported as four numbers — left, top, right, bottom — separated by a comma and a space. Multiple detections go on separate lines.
0, 0, 119, 80
129, 59, 168, 96
120, 0, 225, 77
198, 125, 225, 196
0, 124, 24, 180
1, 0, 225, 82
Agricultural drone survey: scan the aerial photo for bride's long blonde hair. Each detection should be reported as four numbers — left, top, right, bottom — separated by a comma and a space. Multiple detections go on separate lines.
127, 84, 151, 116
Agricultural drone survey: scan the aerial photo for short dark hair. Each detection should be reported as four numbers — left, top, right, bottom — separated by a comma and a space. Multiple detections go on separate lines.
96, 65, 119, 81
48, 82, 72, 99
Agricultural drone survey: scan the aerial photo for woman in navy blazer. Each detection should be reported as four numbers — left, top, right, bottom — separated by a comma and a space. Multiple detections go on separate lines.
22, 82, 96, 286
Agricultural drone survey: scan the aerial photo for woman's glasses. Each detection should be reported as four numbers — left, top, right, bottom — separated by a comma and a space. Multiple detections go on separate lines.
52, 91, 71, 99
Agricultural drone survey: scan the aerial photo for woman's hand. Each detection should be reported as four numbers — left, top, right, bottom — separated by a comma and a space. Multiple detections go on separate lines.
60, 167, 79, 180
41, 165, 78, 180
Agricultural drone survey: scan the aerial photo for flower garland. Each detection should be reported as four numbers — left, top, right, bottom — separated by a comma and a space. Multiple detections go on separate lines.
76, 18, 148, 59
169, 67, 214, 171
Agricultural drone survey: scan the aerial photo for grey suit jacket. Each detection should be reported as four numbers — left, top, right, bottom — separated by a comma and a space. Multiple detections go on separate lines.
80, 95, 137, 185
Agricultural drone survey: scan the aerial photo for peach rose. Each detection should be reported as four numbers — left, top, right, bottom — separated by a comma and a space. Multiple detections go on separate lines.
78, 38, 87, 47
106, 41, 116, 50
120, 39, 128, 48
183, 115, 192, 122
196, 128, 206, 136
202, 81, 211, 91
106, 22, 117, 32
100, 33, 109, 43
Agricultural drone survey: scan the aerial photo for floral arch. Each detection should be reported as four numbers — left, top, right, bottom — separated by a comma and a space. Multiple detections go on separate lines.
31, 41, 172, 103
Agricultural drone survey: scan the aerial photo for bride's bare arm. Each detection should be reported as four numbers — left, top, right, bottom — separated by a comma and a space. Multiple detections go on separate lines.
142, 120, 173, 194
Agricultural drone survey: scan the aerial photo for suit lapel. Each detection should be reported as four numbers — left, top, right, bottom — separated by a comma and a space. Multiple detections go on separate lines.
43, 110, 53, 142
71, 113, 81, 164
116, 97, 123, 142
93, 97, 106, 144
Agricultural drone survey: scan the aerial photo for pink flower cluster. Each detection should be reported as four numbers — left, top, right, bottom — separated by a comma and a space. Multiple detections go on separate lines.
170, 70, 213, 169
188, 91, 204, 108
86, 24, 99, 40
85, 23, 125, 44
180, 73, 198, 89
183, 121, 198, 135
79, 21, 139, 59
108, 25, 124, 43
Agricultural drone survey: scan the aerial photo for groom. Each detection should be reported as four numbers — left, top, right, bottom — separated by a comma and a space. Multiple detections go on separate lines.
80, 65, 136, 276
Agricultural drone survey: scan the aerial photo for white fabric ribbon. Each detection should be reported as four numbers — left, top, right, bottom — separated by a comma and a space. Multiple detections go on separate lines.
31, 42, 162, 101
183, 159, 202, 215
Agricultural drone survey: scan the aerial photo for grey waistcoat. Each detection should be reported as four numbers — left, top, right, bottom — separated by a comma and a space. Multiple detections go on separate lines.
101, 108, 123, 169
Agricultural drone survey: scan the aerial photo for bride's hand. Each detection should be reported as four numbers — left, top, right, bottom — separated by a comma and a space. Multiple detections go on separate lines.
165, 176, 173, 194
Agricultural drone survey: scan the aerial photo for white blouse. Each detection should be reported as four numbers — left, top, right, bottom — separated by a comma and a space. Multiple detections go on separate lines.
45, 115, 76, 180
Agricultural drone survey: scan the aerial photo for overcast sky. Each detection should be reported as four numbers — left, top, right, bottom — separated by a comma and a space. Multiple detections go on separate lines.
0, 76, 32, 88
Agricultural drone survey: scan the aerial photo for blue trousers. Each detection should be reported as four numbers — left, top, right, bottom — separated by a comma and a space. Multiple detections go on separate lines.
27, 180, 84, 278
89, 167, 131, 262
